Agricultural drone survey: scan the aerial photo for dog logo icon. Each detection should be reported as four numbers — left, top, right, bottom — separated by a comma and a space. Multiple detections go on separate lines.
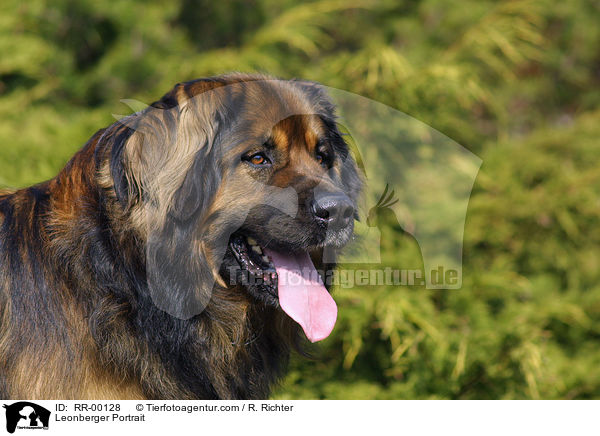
2, 402, 50, 433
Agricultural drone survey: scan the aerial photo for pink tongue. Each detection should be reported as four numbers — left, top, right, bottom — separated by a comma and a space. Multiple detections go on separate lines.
263, 248, 337, 343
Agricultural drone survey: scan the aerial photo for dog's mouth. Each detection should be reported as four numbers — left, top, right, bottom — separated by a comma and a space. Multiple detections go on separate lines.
228, 232, 337, 343
229, 233, 278, 296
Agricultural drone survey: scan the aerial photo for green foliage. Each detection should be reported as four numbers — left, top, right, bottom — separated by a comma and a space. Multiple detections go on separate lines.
1, 0, 599, 398
277, 111, 600, 399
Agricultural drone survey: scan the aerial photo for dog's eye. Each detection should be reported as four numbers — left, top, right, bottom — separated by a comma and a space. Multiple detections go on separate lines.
246, 152, 271, 166
316, 152, 327, 166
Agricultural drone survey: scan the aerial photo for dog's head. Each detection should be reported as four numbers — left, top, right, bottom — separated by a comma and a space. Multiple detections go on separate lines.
99, 74, 361, 341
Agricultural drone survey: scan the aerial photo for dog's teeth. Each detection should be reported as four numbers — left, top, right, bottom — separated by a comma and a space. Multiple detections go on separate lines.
247, 237, 257, 246
252, 245, 262, 255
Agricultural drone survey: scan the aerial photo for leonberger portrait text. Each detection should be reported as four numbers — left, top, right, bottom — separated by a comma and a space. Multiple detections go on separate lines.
0, 74, 361, 399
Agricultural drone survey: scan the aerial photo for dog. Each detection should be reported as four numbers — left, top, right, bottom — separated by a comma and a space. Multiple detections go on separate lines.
0, 73, 361, 399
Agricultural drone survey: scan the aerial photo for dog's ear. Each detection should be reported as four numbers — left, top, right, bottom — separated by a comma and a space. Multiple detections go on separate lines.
170, 156, 203, 222
328, 119, 362, 206
108, 82, 228, 319
108, 124, 138, 210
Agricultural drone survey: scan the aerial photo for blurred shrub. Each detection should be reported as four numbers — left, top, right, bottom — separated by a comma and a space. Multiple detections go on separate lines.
276, 110, 600, 399
1, 0, 599, 398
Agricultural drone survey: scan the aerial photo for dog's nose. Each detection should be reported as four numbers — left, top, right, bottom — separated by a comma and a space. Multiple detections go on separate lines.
312, 193, 355, 230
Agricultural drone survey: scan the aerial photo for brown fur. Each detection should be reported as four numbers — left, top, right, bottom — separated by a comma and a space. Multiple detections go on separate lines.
0, 74, 361, 399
